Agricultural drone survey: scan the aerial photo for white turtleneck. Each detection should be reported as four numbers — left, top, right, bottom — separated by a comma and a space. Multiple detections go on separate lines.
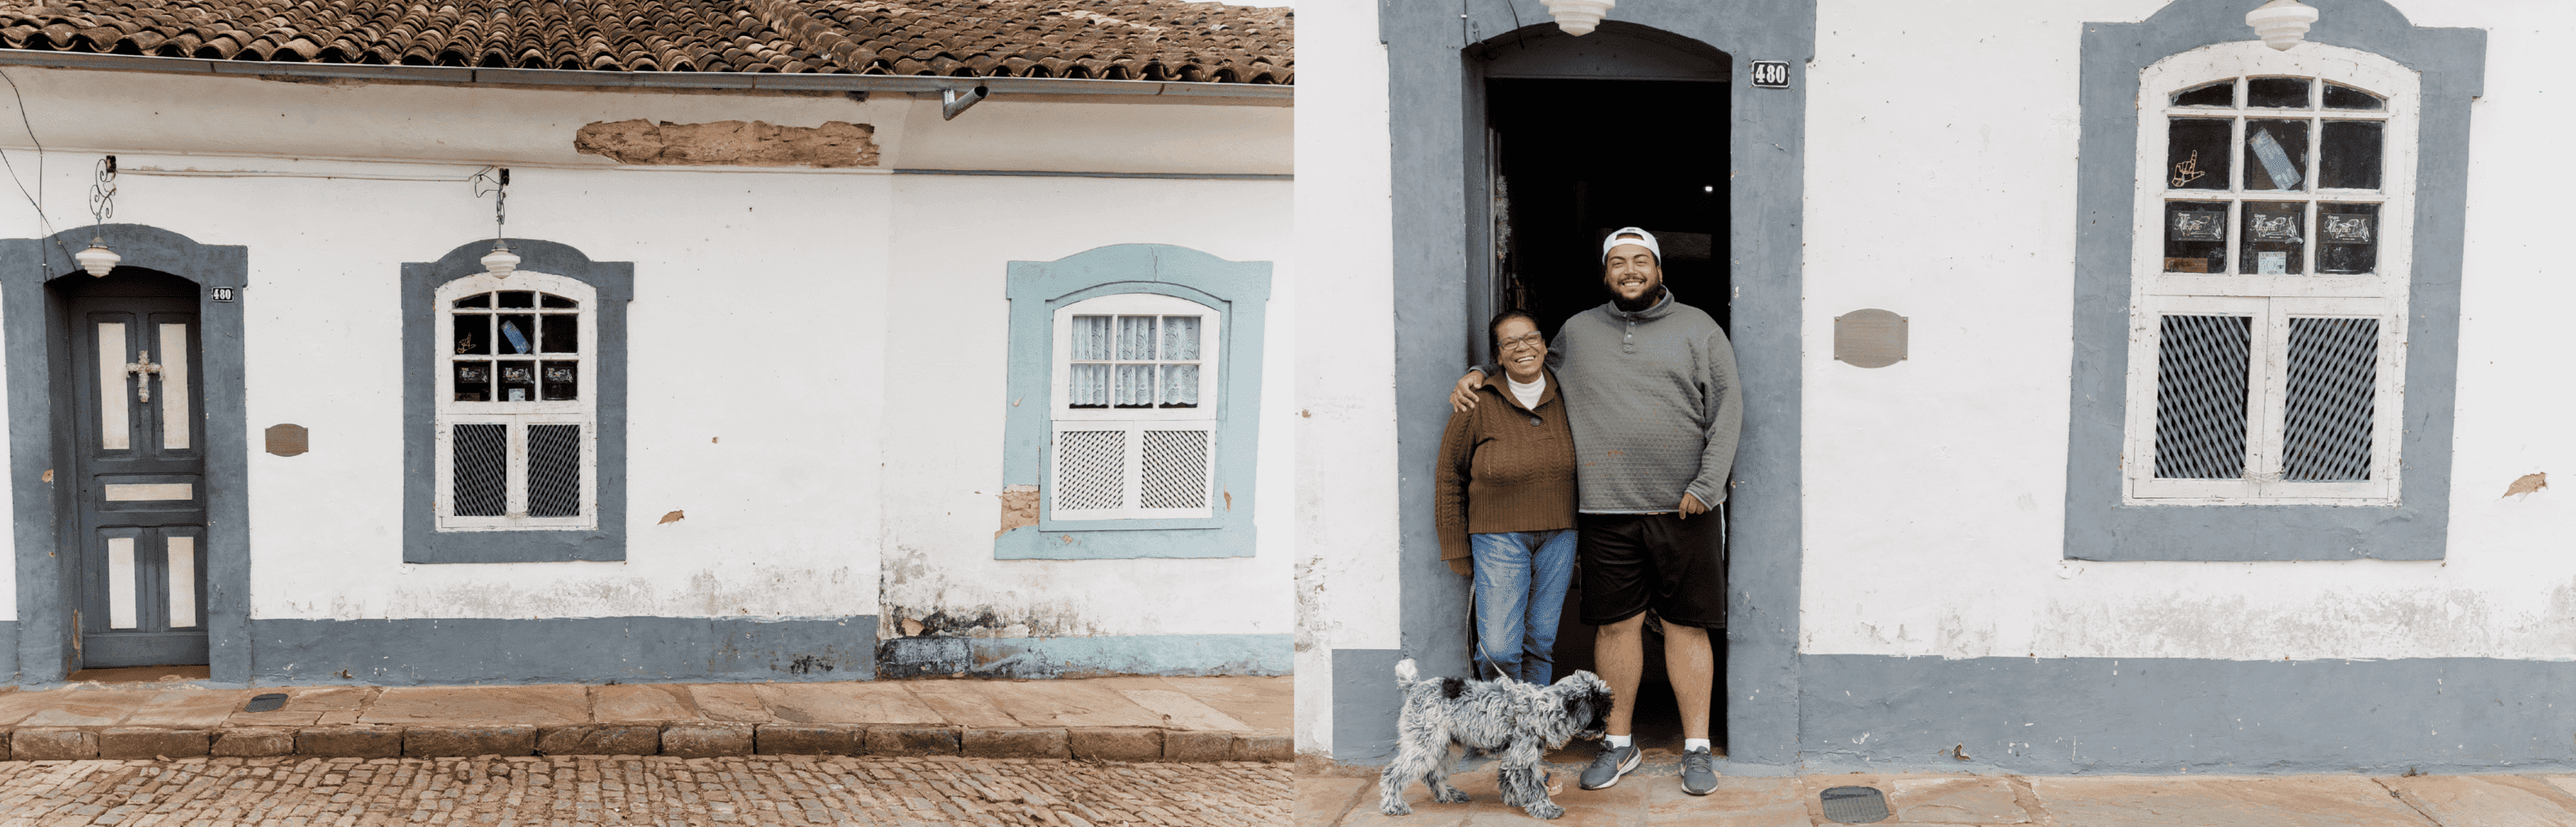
1506, 374, 1546, 410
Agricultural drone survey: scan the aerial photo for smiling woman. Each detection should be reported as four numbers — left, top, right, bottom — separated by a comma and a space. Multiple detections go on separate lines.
1434, 309, 1578, 686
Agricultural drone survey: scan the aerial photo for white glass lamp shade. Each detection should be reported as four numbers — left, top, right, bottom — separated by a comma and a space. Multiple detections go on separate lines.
1540, 0, 1614, 36
480, 246, 520, 277
74, 242, 118, 277
2246, 0, 2318, 52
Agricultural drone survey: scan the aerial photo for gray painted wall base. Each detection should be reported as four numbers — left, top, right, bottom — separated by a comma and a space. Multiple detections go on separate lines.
1803, 654, 2576, 775
877, 633, 1290, 679
1331, 648, 1402, 763
0, 621, 16, 681
247, 616, 877, 684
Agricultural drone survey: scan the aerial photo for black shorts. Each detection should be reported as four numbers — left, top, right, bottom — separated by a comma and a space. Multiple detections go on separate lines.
1577, 509, 1727, 629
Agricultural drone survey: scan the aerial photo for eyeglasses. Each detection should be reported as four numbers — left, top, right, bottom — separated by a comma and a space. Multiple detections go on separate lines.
1498, 331, 1546, 352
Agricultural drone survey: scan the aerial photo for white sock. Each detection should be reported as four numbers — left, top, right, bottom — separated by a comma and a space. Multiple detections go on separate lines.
1605, 734, 1631, 750
1685, 739, 1712, 753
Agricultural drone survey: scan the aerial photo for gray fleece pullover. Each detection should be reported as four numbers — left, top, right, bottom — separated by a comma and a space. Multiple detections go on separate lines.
1479, 289, 1744, 513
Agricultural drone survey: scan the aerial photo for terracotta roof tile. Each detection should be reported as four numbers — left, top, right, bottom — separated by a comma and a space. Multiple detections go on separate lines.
0, 0, 1286, 80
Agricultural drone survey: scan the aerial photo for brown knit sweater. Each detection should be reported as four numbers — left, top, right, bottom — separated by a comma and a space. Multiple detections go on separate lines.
1435, 369, 1579, 575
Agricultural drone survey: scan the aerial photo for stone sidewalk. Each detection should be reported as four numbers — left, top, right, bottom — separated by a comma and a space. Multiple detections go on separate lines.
0, 674, 1288, 764
1302, 767, 2576, 825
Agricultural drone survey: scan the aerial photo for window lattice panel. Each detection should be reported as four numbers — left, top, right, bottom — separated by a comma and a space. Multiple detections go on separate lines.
526, 424, 584, 517
1139, 429, 1212, 509
451, 423, 508, 516
1054, 430, 1127, 511
2281, 318, 2378, 481
2154, 314, 2251, 480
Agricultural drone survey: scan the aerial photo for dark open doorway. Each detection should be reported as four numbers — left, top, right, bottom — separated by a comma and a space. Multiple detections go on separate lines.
1477, 59, 1731, 758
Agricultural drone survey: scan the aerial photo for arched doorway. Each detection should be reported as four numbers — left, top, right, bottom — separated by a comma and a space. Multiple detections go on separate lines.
1466, 21, 1734, 758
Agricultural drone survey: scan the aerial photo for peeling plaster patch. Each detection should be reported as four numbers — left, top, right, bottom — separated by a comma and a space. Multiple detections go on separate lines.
2506, 472, 2548, 499
574, 119, 880, 167
996, 484, 1039, 538
658, 510, 686, 525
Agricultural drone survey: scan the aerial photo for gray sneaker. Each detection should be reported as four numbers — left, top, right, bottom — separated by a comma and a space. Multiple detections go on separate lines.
1680, 747, 1718, 795
1578, 742, 1642, 790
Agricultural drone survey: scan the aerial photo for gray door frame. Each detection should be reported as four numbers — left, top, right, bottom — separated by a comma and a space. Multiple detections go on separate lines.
1364, 2, 1813, 772
4, 224, 249, 683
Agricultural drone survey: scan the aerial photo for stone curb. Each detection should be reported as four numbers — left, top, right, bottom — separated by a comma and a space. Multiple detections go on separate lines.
0, 722, 1285, 763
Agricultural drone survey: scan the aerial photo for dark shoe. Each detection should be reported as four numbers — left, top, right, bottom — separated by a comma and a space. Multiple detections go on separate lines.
1680, 747, 1718, 795
1578, 742, 1641, 790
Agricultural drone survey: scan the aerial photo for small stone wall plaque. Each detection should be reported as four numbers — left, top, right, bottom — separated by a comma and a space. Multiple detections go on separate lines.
1833, 309, 1908, 368
264, 423, 308, 457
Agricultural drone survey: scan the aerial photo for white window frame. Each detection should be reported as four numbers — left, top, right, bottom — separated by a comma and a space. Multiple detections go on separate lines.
1047, 293, 1221, 521
432, 271, 599, 530
2122, 41, 2417, 506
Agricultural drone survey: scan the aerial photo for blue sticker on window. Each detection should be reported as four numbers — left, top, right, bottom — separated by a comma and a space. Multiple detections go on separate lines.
501, 320, 531, 354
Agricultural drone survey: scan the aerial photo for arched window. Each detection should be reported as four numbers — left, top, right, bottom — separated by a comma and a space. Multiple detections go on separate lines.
433, 271, 597, 529
2122, 41, 2416, 505
1048, 293, 1221, 520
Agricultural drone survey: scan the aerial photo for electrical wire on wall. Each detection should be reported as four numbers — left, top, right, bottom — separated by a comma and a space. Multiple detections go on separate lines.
0, 67, 76, 270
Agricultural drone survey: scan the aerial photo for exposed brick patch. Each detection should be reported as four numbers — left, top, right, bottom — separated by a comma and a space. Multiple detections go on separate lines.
575, 120, 880, 168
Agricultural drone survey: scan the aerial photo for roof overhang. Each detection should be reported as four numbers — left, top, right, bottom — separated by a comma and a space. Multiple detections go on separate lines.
0, 49, 1294, 104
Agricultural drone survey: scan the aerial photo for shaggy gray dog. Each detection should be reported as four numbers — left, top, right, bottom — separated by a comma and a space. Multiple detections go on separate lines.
1377, 659, 1614, 820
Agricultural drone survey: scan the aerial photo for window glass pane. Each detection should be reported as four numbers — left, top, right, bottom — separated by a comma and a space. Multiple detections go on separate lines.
2166, 119, 2231, 191
2162, 201, 2230, 273
2171, 80, 2233, 108
452, 293, 491, 309
1114, 364, 1156, 407
498, 316, 535, 354
1139, 429, 1210, 509
2240, 201, 2306, 275
496, 291, 536, 309
2323, 82, 2384, 111
2318, 203, 2380, 275
1116, 316, 1156, 361
2281, 317, 2379, 481
2153, 314, 2251, 480
2318, 121, 2383, 190
539, 314, 578, 353
1159, 364, 1200, 408
1067, 364, 1109, 408
453, 313, 491, 355
526, 424, 583, 517
1069, 315, 1112, 361
2244, 120, 2309, 191
2245, 76, 2311, 109
541, 361, 579, 401
498, 362, 536, 402
1162, 315, 1201, 360
453, 361, 490, 402
540, 293, 577, 308
451, 423, 507, 516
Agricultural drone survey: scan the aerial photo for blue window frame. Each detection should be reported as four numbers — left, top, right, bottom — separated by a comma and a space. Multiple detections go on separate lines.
996, 244, 1270, 559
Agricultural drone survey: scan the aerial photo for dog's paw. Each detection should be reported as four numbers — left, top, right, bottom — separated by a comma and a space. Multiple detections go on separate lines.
1431, 787, 1471, 805
1380, 803, 1414, 816
1525, 802, 1565, 820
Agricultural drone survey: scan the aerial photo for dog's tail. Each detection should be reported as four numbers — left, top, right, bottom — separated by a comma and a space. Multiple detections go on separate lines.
1394, 658, 1419, 683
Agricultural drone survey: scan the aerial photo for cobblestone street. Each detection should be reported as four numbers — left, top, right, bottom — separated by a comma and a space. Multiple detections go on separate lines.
0, 755, 1285, 826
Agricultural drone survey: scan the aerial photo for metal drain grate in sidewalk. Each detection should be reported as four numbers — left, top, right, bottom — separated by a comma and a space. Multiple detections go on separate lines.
1820, 786, 1891, 824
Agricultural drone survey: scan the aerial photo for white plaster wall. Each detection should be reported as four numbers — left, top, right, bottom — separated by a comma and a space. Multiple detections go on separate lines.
1801, 0, 2576, 661
872, 174, 1291, 640
1288, 0, 1400, 757
0, 67, 1290, 629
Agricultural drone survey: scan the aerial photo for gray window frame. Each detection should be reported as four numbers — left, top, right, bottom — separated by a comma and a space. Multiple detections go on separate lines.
403, 240, 630, 563
2063, 1, 2485, 562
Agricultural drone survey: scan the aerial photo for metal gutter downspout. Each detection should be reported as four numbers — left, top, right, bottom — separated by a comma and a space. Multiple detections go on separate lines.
0, 49, 1295, 102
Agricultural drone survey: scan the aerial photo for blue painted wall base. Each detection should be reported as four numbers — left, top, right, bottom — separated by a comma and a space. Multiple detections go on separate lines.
246, 616, 878, 684
878, 633, 1289, 678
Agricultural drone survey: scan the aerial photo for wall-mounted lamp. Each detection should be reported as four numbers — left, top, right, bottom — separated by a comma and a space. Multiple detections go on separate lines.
2246, 0, 2318, 51
77, 154, 118, 277
1540, 0, 1615, 36
471, 167, 517, 277
941, 85, 989, 120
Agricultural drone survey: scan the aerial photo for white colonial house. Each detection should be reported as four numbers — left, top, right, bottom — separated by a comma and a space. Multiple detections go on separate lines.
1294, 0, 2574, 775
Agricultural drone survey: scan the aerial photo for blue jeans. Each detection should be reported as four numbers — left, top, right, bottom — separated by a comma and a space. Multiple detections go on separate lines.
1470, 529, 1577, 684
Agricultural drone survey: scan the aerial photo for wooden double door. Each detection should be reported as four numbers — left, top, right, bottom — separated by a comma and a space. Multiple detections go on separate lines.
61, 273, 209, 668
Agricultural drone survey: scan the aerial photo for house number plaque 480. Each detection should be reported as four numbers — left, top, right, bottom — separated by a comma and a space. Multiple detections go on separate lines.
1751, 60, 1791, 88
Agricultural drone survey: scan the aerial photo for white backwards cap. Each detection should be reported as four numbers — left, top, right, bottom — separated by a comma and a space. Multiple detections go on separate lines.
1601, 227, 1661, 264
